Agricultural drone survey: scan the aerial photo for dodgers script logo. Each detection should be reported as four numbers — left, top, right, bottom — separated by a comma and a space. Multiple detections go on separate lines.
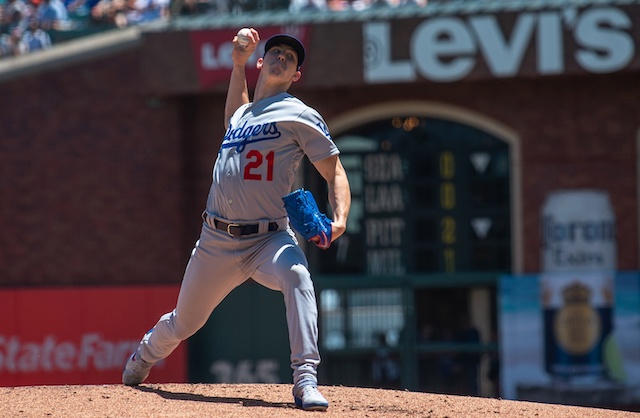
221, 121, 281, 153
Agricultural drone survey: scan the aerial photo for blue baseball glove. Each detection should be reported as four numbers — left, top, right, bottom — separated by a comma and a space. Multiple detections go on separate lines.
282, 188, 333, 250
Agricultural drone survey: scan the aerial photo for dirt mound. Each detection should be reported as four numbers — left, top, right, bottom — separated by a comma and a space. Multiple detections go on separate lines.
0, 383, 637, 417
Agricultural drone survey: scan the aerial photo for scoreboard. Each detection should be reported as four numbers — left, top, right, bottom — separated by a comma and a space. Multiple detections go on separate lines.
311, 116, 511, 276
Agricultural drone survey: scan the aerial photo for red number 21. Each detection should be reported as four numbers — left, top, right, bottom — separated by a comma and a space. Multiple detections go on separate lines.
244, 150, 274, 181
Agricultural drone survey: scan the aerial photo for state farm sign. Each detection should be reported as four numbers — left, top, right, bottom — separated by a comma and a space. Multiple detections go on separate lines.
0, 286, 186, 386
364, 6, 636, 83
0, 334, 136, 373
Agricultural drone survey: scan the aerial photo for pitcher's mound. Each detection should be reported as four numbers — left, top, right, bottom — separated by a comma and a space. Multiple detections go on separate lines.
0, 383, 637, 417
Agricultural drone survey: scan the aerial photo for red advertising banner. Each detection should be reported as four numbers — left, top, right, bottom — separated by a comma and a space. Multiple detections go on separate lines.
189, 26, 310, 89
0, 286, 186, 386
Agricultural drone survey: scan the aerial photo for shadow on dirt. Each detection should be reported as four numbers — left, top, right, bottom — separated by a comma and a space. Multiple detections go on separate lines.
134, 385, 295, 409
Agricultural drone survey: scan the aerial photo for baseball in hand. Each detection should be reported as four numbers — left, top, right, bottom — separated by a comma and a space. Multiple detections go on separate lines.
237, 28, 251, 47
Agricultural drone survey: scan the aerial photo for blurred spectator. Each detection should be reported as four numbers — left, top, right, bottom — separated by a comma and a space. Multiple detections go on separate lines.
4, 0, 29, 32
0, 3, 5, 31
90, 0, 167, 28
371, 332, 401, 389
486, 330, 500, 397
0, 25, 26, 56
36, 0, 70, 29
65, 0, 101, 18
436, 328, 458, 393
90, 0, 126, 27
327, 0, 348, 11
2, 0, 27, 59
169, 0, 195, 15
124, 0, 169, 25
20, 15, 51, 51
1, 4, 11, 57
289, 0, 326, 13
455, 316, 481, 396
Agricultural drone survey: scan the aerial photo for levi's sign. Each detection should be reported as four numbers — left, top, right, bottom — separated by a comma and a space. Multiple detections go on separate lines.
364, 6, 636, 83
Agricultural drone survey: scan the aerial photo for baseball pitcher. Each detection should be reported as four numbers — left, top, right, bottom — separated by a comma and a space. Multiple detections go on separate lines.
122, 28, 351, 412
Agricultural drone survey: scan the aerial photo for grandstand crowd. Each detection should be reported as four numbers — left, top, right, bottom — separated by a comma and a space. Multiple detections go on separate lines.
0, 0, 169, 58
0, 0, 426, 60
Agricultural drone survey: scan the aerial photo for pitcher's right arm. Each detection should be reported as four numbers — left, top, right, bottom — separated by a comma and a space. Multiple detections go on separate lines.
224, 28, 260, 128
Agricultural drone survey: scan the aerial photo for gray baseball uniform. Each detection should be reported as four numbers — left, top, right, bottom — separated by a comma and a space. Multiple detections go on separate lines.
134, 91, 339, 386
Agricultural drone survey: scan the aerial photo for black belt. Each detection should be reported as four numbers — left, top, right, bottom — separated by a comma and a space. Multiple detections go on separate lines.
212, 218, 279, 237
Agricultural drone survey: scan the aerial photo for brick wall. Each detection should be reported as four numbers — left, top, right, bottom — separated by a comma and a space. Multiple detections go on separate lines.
0, 51, 191, 285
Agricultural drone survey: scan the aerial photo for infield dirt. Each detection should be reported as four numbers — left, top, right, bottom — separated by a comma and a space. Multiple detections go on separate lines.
1, 383, 639, 418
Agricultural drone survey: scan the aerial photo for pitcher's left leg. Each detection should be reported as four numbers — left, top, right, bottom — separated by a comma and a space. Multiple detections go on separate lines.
283, 263, 329, 411
250, 235, 327, 410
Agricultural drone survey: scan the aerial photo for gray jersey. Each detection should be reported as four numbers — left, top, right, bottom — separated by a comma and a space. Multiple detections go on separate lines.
207, 92, 339, 221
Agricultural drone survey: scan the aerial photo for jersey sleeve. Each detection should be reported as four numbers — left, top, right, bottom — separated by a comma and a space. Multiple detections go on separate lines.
291, 108, 339, 163
227, 102, 253, 128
